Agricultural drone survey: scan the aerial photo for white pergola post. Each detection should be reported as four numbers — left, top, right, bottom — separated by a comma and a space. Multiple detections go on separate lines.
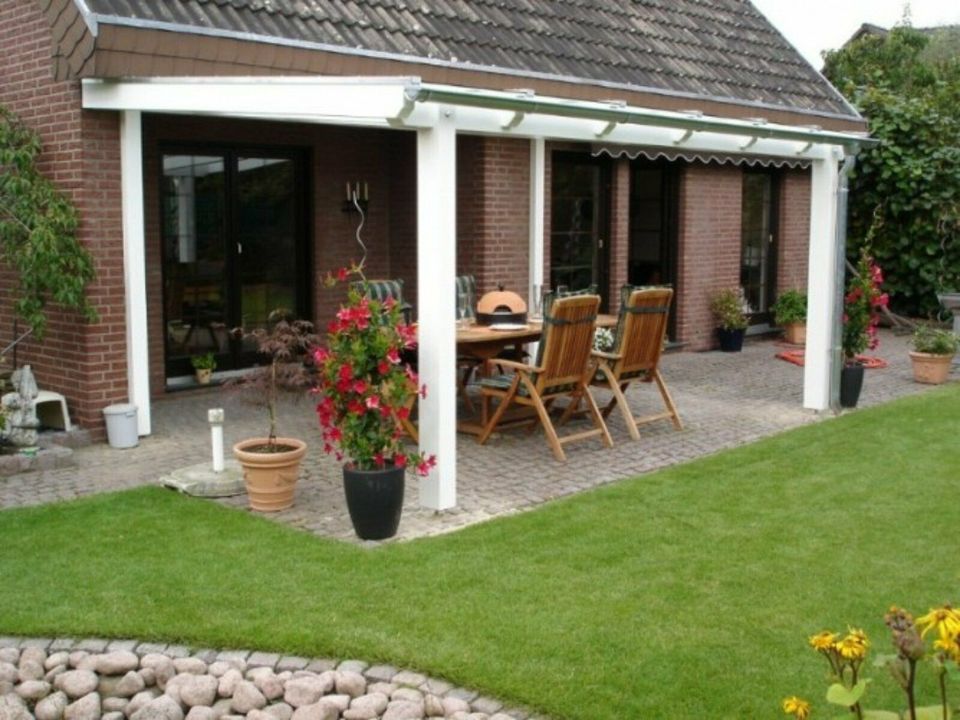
119, 110, 151, 435
528, 137, 546, 310
803, 149, 842, 411
416, 109, 458, 510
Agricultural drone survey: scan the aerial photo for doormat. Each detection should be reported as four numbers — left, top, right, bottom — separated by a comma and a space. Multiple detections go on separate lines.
775, 349, 888, 369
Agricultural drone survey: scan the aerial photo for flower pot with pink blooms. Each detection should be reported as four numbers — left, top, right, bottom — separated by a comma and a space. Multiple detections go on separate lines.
231, 314, 319, 512
314, 264, 436, 540
840, 251, 887, 409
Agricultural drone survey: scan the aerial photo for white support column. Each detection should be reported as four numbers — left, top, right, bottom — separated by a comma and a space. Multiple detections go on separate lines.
416, 109, 458, 510
119, 110, 151, 435
528, 137, 546, 310
803, 150, 841, 411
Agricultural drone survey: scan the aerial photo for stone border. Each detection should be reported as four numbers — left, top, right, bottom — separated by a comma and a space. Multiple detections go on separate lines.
0, 637, 542, 720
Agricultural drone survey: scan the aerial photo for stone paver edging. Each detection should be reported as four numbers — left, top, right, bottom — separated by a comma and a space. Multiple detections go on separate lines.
0, 637, 538, 720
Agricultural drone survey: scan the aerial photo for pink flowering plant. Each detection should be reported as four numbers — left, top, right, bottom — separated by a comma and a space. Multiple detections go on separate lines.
313, 263, 436, 476
842, 250, 888, 363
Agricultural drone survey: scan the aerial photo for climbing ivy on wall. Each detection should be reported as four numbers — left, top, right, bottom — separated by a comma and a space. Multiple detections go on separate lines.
0, 105, 97, 338
823, 25, 960, 317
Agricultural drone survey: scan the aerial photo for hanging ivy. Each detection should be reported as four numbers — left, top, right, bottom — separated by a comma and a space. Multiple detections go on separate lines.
823, 25, 960, 317
0, 105, 97, 338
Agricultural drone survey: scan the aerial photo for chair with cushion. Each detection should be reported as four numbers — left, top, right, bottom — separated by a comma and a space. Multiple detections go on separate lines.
477, 292, 612, 462
353, 278, 413, 324
590, 286, 682, 440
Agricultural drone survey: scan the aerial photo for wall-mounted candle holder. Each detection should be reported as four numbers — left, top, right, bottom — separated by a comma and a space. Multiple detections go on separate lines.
342, 180, 369, 213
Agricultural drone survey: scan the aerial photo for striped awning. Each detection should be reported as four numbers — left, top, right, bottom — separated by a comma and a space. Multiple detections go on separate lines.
591, 143, 811, 168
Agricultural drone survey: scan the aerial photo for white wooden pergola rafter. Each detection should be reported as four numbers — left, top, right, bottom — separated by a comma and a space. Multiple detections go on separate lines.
82, 76, 874, 510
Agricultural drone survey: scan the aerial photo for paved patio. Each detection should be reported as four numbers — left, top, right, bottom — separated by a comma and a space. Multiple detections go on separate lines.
0, 330, 945, 542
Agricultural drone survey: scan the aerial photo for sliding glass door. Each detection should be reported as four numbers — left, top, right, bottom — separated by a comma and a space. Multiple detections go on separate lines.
161, 148, 308, 380
740, 171, 779, 322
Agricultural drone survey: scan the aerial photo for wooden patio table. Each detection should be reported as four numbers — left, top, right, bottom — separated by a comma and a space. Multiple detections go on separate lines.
454, 314, 617, 435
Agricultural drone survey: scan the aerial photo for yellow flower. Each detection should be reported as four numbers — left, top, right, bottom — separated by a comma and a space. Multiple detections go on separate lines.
916, 605, 960, 642
809, 631, 837, 652
782, 696, 811, 719
933, 636, 960, 662
835, 628, 869, 661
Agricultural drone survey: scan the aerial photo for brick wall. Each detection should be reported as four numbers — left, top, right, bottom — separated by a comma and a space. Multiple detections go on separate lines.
777, 168, 812, 294
455, 135, 530, 298
608, 158, 630, 304
675, 163, 744, 350
0, 1, 128, 434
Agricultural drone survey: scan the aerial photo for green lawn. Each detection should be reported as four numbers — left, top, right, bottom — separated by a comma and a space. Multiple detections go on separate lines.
1, 385, 959, 719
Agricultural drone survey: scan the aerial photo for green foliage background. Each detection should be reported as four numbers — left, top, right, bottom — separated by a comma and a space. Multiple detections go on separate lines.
823, 25, 960, 317
0, 106, 96, 338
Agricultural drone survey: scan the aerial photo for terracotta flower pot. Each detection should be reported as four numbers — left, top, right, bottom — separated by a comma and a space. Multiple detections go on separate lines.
909, 351, 954, 385
783, 322, 806, 345
233, 437, 307, 512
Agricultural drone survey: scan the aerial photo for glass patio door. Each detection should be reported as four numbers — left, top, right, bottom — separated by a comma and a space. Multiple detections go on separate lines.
161, 149, 307, 380
740, 172, 779, 322
550, 153, 610, 308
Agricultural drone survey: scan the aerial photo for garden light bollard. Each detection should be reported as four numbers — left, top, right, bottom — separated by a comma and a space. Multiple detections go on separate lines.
208, 408, 224, 473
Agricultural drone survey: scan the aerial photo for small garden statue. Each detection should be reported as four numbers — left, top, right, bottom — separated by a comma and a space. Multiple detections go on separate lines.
1, 365, 39, 446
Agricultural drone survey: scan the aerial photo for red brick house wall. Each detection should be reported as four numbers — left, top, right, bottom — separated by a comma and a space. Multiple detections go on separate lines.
0, 1, 127, 434
455, 136, 530, 298
608, 158, 630, 304
777, 169, 812, 293
675, 163, 744, 350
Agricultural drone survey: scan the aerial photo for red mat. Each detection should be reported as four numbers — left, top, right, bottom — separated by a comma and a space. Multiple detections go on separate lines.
775, 349, 888, 369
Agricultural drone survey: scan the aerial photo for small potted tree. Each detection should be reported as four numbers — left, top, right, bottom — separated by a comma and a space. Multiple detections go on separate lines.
772, 289, 807, 345
231, 314, 318, 512
314, 265, 435, 540
710, 289, 749, 352
190, 352, 217, 385
909, 325, 958, 384
840, 251, 887, 408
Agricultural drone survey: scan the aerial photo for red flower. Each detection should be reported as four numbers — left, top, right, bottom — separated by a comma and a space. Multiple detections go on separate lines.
347, 399, 366, 416
352, 379, 367, 394
313, 347, 330, 364
396, 406, 410, 420
377, 360, 390, 375
337, 267, 349, 282
365, 396, 380, 410
383, 296, 397, 310
393, 453, 407, 469
373, 452, 385, 467
386, 348, 401, 365
328, 427, 342, 442
338, 364, 353, 381
397, 323, 417, 348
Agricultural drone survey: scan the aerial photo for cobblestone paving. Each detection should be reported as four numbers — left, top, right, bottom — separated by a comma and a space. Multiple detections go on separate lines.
0, 331, 944, 542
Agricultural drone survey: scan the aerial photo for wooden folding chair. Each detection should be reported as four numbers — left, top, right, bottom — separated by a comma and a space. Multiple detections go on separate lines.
591, 286, 682, 440
477, 293, 613, 462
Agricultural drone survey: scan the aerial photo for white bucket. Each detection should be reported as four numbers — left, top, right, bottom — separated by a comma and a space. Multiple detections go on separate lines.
102, 403, 139, 449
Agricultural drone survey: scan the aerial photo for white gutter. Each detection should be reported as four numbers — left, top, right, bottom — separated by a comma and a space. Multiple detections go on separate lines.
406, 83, 878, 152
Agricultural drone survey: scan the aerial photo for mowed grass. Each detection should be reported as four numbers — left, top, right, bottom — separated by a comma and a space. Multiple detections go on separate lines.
1, 385, 959, 719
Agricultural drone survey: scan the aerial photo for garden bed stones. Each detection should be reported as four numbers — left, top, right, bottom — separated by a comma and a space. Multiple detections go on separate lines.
0, 639, 536, 720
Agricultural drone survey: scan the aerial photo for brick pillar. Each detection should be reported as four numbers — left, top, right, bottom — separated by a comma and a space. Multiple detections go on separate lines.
777, 168, 812, 293
675, 164, 744, 350
608, 158, 630, 305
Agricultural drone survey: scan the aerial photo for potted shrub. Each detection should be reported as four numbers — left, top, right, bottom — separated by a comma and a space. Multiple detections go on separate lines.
231, 314, 318, 512
772, 289, 807, 345
710, 289, 748, 352
314, 265, 435, 540
840, 251, 887, 408
909, 325, 958, 384
190, 352, 217, 385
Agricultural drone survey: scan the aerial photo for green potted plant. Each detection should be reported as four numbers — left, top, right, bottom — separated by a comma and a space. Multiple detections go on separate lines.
314, 264, 435, 540
190, 352, 217, 385
709, 288, 749, 352
231, 314, 318, 512
840, 251, 887, 408
772, 289, 807, 345
909, 325, 958, 384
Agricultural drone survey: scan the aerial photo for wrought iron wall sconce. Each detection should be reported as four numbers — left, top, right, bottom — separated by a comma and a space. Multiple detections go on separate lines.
342, 180, 369, 213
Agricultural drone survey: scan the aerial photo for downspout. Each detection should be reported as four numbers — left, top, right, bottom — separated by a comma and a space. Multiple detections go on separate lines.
829, 152, 858, 412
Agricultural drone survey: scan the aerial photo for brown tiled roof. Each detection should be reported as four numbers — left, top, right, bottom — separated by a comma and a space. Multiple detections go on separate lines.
79, 0, 858, 120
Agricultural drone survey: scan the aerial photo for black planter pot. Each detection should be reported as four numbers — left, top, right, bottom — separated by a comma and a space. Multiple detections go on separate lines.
716, 328, 745, 352
343, 464, 405, 540
840, 363, 865, 408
